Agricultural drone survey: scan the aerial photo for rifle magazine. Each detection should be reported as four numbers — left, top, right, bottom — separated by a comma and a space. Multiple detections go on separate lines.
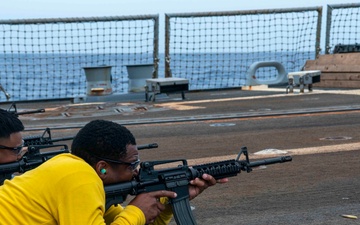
171, 197, 197, 225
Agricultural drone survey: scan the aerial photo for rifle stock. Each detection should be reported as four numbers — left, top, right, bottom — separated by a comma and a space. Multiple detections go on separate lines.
105, 147, 292, 225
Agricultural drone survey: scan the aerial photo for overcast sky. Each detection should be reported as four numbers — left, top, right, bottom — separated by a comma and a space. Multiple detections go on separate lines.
0, 0, 356, 19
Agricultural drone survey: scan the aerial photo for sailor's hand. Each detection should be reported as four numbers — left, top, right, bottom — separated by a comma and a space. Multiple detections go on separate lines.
188, 173, 228, 200
128, 190, 177, 224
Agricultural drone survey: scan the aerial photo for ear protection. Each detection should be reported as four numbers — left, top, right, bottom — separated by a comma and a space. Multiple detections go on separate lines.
100, 168, 107, 174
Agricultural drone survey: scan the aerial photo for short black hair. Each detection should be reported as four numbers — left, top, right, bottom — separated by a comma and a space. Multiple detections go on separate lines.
0, 108, 25, 139
71, 120, 136, 166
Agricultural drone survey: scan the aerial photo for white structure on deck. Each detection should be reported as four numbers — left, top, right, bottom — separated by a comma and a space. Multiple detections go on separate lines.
245, 61, 288, 87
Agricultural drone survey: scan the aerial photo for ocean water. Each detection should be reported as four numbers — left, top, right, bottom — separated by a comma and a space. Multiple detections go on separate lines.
0, 51, 314, 102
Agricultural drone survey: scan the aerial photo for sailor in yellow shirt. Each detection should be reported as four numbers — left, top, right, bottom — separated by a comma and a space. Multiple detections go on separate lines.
0, 108, 27, 165
0, 119, 227, 224
0, 108, 29, 184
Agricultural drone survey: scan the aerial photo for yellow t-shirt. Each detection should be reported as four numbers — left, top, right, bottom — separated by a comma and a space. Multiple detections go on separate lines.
0, 153, 172, 225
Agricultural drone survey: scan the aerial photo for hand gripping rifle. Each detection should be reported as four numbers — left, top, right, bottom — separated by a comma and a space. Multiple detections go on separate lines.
105, 146, 292, 225
0, 144, 70, 185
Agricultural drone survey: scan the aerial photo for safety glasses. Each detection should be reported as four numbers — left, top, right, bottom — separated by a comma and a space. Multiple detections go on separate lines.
0, 140, 24, 154
94, 155, 140, 171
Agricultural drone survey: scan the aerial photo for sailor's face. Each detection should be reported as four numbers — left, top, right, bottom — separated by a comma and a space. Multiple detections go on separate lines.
0, 132, 27, 164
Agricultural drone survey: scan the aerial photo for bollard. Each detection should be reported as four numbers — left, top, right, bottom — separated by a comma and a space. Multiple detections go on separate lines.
126, 64, 154, 92
83, 66, 112, 96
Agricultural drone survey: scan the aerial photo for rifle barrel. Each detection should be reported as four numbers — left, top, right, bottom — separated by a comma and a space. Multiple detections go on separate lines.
137, 143, 158, 150
249, 156, 292, 168
16, 109, 45, 115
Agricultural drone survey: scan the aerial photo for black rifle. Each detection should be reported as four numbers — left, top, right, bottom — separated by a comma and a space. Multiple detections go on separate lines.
0, 141, 157, 185
0, 144, 70, 185
105, 147, 292, 225
7, 102, 45, 117
137, 143, 158, 150
23, 127, 74, 146
24, 128, 157, 149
